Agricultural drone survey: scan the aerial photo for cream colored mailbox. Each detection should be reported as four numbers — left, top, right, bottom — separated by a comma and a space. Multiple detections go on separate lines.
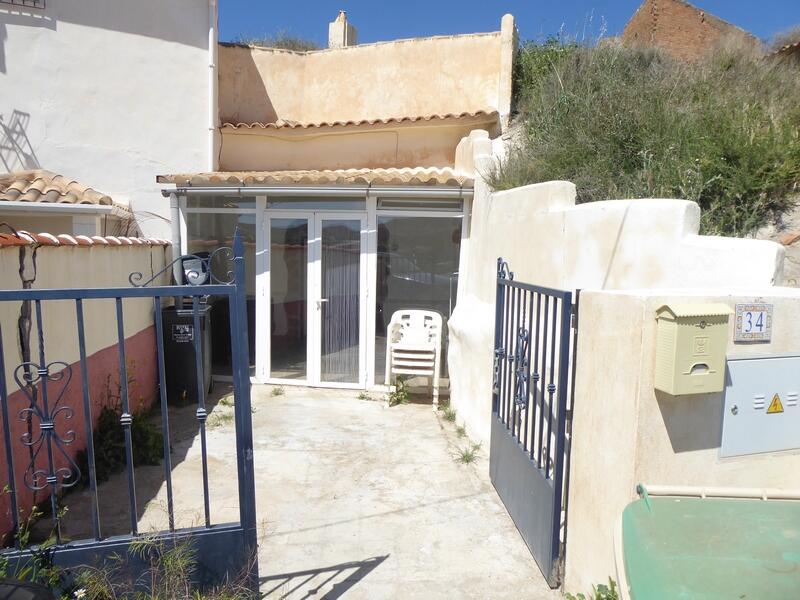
655, 303, 732, 395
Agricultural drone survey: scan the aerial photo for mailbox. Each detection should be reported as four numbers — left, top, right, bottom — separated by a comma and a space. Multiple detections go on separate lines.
654, 303, 732, 395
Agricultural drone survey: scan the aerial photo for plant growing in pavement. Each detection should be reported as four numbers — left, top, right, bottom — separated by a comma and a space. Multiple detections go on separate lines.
386, 378, 410, 406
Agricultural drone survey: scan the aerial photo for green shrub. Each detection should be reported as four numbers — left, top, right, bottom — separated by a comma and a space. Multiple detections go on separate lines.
386, 378, 410, 406
567, 578, 619, 600
235, 30, 320, 52
77, 404, 163, 485
490, 43, 800, 236
73, 534, 259, 599
456, 443, 481, 465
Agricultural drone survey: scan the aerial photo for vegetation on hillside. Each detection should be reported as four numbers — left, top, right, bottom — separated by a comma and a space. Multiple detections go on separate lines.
769, 25, 800, 51
234, 30, 320, 51
489, 40, 800, 236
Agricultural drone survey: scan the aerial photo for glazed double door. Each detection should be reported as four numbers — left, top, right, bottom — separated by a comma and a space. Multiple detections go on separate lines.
267, 212, 367, 387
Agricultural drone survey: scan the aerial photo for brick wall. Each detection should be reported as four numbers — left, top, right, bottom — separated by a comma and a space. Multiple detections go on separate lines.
622, 0, 760, 61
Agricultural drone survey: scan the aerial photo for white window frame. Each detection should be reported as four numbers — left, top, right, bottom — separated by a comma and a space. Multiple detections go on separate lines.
178, 189, 470, 390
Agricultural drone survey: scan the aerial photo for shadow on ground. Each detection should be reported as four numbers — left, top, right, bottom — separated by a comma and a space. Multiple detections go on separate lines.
260, 555, 388, 599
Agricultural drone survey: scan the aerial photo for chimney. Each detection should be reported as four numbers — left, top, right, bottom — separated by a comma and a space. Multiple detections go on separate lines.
328, 10, 357, 48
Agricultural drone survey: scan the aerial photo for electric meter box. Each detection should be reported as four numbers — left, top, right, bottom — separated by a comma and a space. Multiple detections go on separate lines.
654, 303, 732, 395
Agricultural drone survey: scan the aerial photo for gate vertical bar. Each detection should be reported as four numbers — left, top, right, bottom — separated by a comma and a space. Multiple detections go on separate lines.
549, 291, 573, 581
115, 297, 138, 535
0, 325, 20, 548
229, 230, 259, 588
192, 295, 211, 528
33, 300, 60, 542
536, 296, 550, 469
75, 299, 101, 540
522, 290, 534, 447
529, 293, 541, 461
506, 286, 517, 427
492, 272, 502, 414
153, 297, 175, 531
544, 298, 559, 479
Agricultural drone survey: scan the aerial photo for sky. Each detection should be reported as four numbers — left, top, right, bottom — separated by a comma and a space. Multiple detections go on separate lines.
218, 1, 800, 46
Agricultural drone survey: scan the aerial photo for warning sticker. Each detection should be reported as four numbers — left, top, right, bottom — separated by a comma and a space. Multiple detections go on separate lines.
767, 393, 784, 414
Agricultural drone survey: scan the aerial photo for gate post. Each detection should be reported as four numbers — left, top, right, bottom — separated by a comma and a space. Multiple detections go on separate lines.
230, 229, 260, 588
493, 258, 512, 413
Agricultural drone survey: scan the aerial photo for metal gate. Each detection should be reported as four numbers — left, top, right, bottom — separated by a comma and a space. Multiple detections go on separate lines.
489, 258, 578, 588
0, 231, 258, 590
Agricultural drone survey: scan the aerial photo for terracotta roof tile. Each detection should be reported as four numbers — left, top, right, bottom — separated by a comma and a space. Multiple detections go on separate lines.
157, 167, 473, 187
0, 170, 115, 205
221, 110, 499, 131
57, 234, 79, 246
0, 230, 171, 248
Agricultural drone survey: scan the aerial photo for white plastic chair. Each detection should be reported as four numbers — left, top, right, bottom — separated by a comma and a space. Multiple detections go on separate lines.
384, 309, 443, 407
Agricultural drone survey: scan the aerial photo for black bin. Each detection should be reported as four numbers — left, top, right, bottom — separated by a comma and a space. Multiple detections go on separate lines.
161, 304, 213, 404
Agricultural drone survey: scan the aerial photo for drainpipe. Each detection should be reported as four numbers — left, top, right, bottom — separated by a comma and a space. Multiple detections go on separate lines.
208, 0, 218, 171
169, 192, 182, 284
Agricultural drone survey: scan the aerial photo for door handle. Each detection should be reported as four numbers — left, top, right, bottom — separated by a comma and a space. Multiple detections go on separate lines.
317, 298, 329, 309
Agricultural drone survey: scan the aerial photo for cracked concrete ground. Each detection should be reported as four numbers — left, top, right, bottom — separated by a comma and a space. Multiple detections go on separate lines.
57, 385, 559, 599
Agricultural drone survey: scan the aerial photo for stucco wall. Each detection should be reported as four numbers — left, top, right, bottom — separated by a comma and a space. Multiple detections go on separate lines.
218, 14, 515, 126
0, 0, 212, 238
448, 170, 783, 444
219, 118, 499, 171
565, 288, 800, 593
0, 243, 170, 541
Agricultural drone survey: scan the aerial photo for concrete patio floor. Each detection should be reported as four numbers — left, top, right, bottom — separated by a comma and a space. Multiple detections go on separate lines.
57, 384, 559, 598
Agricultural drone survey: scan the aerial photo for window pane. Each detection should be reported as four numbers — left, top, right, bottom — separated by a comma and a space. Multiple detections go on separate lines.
375, 216, 461, 383
377, 198, 463, 212
186, 195, 257, 210
267, 197, 366, 210
186, 212, 256, 373
270, 219, 308, 380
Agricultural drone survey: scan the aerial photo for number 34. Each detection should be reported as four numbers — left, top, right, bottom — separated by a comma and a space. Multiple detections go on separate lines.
743, 311, 765, 333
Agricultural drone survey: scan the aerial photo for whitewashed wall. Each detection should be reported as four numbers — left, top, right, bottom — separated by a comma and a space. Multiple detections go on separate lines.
0, 0, 212, 238
449, 164, 784, 443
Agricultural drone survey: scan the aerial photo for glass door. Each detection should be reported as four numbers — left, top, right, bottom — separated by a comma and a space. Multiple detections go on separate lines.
266, 212, 366, 387
313, 215, 366, 386
268, 214, 311, 382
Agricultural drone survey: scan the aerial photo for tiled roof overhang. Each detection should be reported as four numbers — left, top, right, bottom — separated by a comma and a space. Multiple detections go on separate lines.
157, 167, 473, 188
0, 170, 131, 217
221, 110, 499, 131
0, 230, 170, 248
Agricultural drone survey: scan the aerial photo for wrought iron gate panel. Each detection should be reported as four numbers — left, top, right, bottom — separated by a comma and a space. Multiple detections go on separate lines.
0, 230, 258, 591
490, 258, 578, 588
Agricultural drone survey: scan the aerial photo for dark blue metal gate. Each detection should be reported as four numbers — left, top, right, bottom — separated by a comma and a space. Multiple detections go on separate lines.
489, 258, 578, 588
0, 231, 258, 591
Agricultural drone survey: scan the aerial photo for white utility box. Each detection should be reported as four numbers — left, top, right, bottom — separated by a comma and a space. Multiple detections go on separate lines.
721, 355, 800, 457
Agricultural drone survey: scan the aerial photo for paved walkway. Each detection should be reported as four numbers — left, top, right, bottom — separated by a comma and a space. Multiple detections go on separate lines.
249, 386, 556, 599
59, 385, 558, 598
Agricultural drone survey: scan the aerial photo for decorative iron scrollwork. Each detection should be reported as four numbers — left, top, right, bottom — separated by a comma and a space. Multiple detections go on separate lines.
496, 257, 514, 281
513, 327, 530, 409
492, 348, 505, 394
14, 361, 81, 492
129, 246, 235, 287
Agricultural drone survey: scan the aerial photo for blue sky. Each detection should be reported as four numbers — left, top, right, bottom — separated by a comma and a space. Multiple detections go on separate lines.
219, 1, 800, 46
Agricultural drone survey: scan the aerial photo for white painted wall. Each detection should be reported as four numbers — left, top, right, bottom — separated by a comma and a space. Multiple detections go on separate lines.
566, 288, 800, 594
448, 133, 797, 595
0, 0, 212, 238
449, 153, 784, 442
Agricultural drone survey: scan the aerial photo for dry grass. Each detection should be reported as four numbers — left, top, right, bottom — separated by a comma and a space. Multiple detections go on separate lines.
490, 41, 800, 236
